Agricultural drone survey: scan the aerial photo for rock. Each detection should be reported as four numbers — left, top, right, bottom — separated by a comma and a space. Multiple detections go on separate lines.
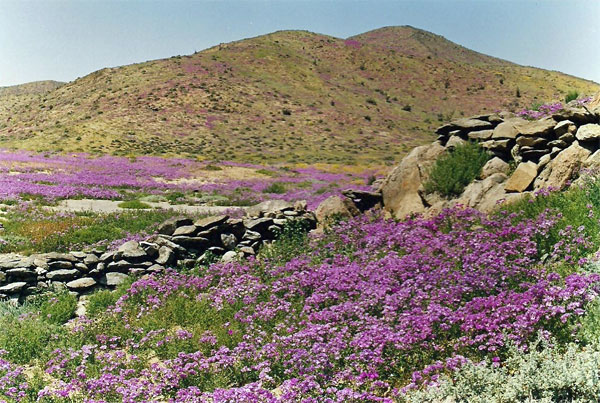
157, 217, 193, 236
554, 120, 577, 137
504, 161, 538, 192
47, 260, 73, 270
6, 267, 36, 281
480, 157, 510, 179
75, 296, 89, 317
139, 242, 160, 258
171, 236, 210, 250
584, 150, 600, 170
381, 142, 445, 219
445, 135, 466, 150
538, 154, 552, 170
207, 246, 225, 255
436, 118, 493, 136
511, 144, 523, 164
44, 252, 79, 263
247, 200, 293, 217
341, 189, 382, 212
148, 264, 164, 273
194, 215, 229, 231
547, 140, 568, 149
553, 107, 597, 125
534, 141, 591, 190
0, 282, 27, 294
559, 132, 576, 143
293, 200, 308, 211
521, 149, 550, 162
46, 269, 80, 281
99, 250, 116, 263
243, 230, 262, 242
492, 118, 527, 140
467, 129, 493, 141
155, 246, 174, 266
83, 254, 99, 266
152, 236, 186, 255
516, 136, 547, 147
239, 246, 255, 255
115, 240, 147, 261
66, 277, 96, 290
314, 196, 360, 226
515, 118, 556, 137
220, 233, 237, 250
456, 173, 509, 212
221, 251, 238, 263
244, 217, 274, 232
172, 225, 198, 237
480, 139, 511, 152
576, 124, 600, 142
101, 272, 130, 287
75, 263, 89, 272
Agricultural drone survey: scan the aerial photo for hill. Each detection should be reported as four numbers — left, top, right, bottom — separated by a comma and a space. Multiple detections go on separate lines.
0, 80, 64, 97
0, 27, 598, 164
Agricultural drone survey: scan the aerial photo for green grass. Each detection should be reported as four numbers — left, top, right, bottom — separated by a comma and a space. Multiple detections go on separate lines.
118, 200, 152, 209
424, 141, 489, 197
565, 90, 579, 103
262, 182, 287, 194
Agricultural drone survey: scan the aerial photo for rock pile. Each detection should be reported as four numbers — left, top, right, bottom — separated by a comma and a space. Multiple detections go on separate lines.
0, 200, 315, 303
379, 98, 600, 219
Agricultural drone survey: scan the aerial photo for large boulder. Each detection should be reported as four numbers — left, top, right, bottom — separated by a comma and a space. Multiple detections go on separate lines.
504, 161, 538, 192
315, 196, 360, 227
381, 142, 445, 219
480, 157, 510, 179
492, 118, 528, 140
456, 173, 508, 212
436, 118, 493, 136
534, 141, 591, 190
514, 118, 556, 137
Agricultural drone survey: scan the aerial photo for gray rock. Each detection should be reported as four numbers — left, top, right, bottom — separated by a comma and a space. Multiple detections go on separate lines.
436, 118, 493, 135
243, 217, 274, 232
172, 225, 198, 237
445, 135, 466, 150
148, 264, 164, 273
553, 107, 597, 124
101, 272, 130, 287
559, 132, 575, 143
44, 252, 79, 263
157, 217, 193, 236
46, 269, 80, 281
139, 242, 159, 258
207, 246, 225, 255
492, 118, 527, 140
66, 277, 96, 290
467, 129, 493, 141
220, 233, 237, 250
194, 215, 229, 231
0, 282, 27, 294
75, 263, 89, 272
171, 236, 210, 250
480, 139, 511, 152
221, 251, 238, 263
99, 251, 116, 263
115, 240, 148, 261
239, 246, 255, 255
480, 157, 510, 179
515, 118, 556, 137
242, 230, 262, 242
155, 246, 174, 266
247, 200, 293, 217
47, 260, 73, 270
6, 267, 36, 281
83, 254, 99, 266
547, 140, 568, 149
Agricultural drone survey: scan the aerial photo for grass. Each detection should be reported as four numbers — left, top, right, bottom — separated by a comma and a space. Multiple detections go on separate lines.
424, 141, 489, 197
565, 90, 579, 103
118, 200, 153, 209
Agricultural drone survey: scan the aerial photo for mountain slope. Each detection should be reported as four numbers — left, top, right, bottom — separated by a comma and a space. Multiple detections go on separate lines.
0, 27, 597, 164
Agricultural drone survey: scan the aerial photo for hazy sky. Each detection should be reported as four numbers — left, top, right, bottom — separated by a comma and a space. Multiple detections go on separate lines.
0, 0, 598, 87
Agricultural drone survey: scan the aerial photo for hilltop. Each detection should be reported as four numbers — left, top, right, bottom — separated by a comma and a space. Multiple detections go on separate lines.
0, 26, 598, 164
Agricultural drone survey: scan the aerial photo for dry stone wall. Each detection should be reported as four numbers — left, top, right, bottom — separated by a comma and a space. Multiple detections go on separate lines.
0, 200, 316, 303
379, 97, 600, 219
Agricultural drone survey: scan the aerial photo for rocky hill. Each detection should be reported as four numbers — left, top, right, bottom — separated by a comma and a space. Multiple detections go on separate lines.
0, 27, 598, 164
0, 80, 64, 97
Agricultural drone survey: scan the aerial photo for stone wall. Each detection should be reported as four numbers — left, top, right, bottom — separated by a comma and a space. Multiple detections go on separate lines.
380, 97, 600, 218
0, 200, 316, 303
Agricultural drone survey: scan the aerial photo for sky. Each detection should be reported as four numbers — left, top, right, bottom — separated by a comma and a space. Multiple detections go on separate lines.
0, 0, 599, 87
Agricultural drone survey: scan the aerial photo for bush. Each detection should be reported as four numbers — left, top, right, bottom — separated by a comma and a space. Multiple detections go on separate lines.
565, 90, 579, 103
40, 291, 78, 325
401, 338, 600, 403
262, 182, 287, 194
118, 200, 152, 209
424, 141, 489, 197
86, 290, 121, 317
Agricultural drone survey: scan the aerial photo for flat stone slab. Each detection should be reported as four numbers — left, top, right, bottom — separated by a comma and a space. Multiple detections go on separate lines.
505, 161, 538, 192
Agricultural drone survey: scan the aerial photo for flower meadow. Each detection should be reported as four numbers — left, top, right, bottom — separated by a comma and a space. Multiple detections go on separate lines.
2, 204, 600, 401
517, 96, 593, 120
0, 150, 378, 209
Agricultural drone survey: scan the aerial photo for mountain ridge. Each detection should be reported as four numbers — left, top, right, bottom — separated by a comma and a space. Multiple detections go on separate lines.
1, 26, 598, 164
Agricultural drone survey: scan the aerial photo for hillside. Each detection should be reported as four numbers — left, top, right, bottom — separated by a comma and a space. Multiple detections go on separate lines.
0, 80, 64, 97
0, 26, 598, 164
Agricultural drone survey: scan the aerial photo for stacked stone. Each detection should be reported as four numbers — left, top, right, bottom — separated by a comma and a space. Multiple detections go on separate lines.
0, 200, 316, 303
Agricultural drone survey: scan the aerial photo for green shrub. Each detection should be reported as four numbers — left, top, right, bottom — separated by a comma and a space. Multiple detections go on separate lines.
565, 90, 579, 103
400, 338, 600, 403
86, 290, 120, 317
262, 182, 287, 194
259, 219, 311, 266
40, 292, 78, 324
118, 200, 152, 209
423, 141, 489, 197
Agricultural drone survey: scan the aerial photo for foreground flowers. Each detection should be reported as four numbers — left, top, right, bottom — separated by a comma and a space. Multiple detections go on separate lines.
2, 207, 599, 401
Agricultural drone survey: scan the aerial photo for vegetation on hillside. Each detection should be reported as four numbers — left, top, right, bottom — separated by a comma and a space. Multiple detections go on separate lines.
0, 27, 597, 164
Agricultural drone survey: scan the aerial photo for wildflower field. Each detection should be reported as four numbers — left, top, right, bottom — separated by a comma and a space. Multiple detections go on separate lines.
3, 174, 600, 401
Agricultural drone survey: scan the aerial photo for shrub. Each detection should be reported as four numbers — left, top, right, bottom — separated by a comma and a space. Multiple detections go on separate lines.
565, 90, 579, 103
262, 182, 287, 194
86, 289, 121, 317
424, 141, 489, 197
39, 291, 78, 325
118, 200, 152, 209
400, 338, 600, 403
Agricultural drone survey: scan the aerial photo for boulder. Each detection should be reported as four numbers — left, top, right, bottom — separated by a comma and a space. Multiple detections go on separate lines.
480, 157, 510, 179
480, 139, 511, 152
553, 107, 597, 125
436, 118, 493, 136
492, 118, 528, 140
157, 217, 193, 236
467, 129, 493, 141
514, 118, 556, 137
44, 252, 79, 263
155, 246, 174, 266
456, 173, 509, 212
172, 225, 198, 237
46, 269, 80, 281
115, 240, 147, 260
0, 282, 27, 294
101, 272, 130, 287
445, 135, 466, 150
341, 189, 382, 212
220, 233, 237, 250
247, 200, 293, 217
516, 136, 547, 147
315, 195, 360, 226
534, 141, 591, 190
66, 277, 96, 291
381, 142, 445, 219
554, 120, 577, 137
194, 215, 229, 231
576, 124, 600, 142
222, 251, 238, 263
243, 217, 274, 232
47, 261, 73, 270
504, 161, 538, 192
